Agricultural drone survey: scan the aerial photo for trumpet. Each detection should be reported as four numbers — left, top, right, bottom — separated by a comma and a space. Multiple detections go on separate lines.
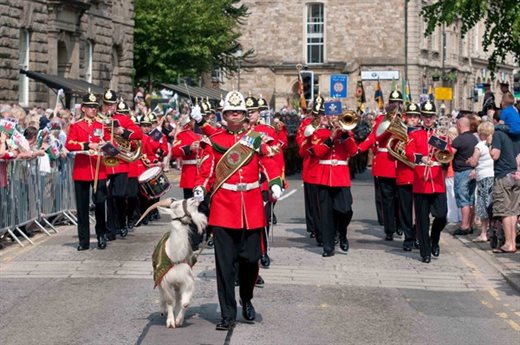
335, 110, 358, 131
432, 116, 453, 164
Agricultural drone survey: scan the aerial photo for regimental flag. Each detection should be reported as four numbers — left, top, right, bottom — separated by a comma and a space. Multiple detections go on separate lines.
355, 80, 366, 113
298, 71, 307, 110
391, 78, 397, 92
406, 80, 412, 102
401, 79, 407, 102
374, 80, 384, 111
428, 85, 434, 102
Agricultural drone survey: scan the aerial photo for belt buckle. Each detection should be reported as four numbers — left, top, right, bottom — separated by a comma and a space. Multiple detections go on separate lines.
236, 183, 247, 191
331, 159, 337, 166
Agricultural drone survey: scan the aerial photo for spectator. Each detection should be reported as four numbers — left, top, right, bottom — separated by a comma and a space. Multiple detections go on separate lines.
446, 126, 461, 224
466, 121, 495, 242
499, 92, 520, 153
490, 113, 520, 254
452, 117, 479, 235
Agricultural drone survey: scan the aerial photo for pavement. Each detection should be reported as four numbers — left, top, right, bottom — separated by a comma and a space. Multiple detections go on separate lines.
0, 168, 519, 345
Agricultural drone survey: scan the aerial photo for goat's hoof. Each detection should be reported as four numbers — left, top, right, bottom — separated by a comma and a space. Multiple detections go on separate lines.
175, 318, 184, 327
166, 319, 176, 328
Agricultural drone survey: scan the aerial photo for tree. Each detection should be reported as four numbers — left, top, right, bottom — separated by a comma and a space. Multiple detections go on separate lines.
420, 0, 520, 73
134, 0, 252, 86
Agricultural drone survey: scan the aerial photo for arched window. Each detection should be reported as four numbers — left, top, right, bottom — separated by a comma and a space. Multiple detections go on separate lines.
306, 3, 324, 64
19, 29, 30, 106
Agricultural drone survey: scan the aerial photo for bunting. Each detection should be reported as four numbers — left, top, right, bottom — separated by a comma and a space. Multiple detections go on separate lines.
374, 79, 384, 111
297, 71, 307, 110
355, 80, 366, 113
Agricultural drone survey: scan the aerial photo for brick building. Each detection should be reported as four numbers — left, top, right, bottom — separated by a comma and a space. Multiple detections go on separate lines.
0, 0, 134, 109
221, 0, 518, 113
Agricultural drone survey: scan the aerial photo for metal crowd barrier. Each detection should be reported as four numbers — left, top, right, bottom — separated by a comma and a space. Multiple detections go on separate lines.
0, 155, 78, 247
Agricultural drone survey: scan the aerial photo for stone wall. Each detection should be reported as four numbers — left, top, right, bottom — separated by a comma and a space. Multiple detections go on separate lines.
0, 0, 134, 109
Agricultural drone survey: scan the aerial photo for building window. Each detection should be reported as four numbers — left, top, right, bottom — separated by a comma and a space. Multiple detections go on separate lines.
85, 40, 93, 83
211, 66, 223, 83
19, 29, 30, 106
306, 3, 324, 64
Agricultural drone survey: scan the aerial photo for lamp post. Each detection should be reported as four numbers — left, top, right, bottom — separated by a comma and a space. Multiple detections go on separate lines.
234, 49, 243, 92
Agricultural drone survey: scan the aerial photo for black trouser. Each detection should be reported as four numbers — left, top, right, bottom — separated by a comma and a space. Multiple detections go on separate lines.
74, 180, 107, 247
373, 176, 384, 225
212, 227, 261, 320
107, 173, 128, 235
317, 185, 353, 253
126, 177, 140, 224
397, 184, 415, 246
414, 193, 447, 257
304, 182, 321, 241
378, 177, 397, 235
261, 190, 276, 254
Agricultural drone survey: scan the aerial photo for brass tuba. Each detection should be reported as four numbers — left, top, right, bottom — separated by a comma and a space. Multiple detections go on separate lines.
102, 118, 142, 167
375, 107, 399, 138
336, 110, 358, 131
386, 113, 415, 168
433, 117, 453, 164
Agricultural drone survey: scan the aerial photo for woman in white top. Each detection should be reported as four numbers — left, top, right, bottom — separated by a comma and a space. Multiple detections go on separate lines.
466, 121, 495, 242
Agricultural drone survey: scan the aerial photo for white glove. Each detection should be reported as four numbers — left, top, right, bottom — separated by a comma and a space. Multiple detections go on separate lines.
190, 105, 203, 122
193, 186, 205, 202
271, 184, 283, 200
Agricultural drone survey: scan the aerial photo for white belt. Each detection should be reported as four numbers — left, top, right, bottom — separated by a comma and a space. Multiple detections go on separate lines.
319, 159, 348, 166
182, 159, 198, 165
221, 181, 260, 191
417, 162, 442, 167
377, 148, 388, 152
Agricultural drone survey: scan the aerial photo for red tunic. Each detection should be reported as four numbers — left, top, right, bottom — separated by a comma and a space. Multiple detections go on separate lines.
309, 127, 358, 187
142, 131, 169, 164
405, 127, 451, 194
358, 114, 397, 178
195, 129, 282, 230
65, 118, 107, 181
104, 113, 143, 175
171, 127, 202, 189
296, 118, 315, 184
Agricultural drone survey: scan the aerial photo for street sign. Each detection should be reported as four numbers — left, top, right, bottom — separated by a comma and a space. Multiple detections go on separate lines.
324, 100, 342, 115
361, 70, 400, 80
330, 74, 348, 98
434, 87, 453, 100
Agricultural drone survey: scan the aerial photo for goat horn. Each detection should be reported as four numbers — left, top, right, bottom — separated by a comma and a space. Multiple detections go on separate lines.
135, 198, 174, 226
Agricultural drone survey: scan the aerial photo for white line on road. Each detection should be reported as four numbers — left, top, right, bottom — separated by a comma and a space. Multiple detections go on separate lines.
279, 189, 297, 201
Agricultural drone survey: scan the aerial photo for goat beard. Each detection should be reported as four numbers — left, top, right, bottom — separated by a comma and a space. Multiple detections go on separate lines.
190, 211, 208, 235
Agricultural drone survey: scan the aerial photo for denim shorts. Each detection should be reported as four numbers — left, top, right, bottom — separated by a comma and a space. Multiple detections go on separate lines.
454, 170, 476, 208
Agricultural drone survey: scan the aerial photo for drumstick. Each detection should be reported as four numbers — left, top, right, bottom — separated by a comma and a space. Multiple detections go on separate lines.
93, 147, 102, 192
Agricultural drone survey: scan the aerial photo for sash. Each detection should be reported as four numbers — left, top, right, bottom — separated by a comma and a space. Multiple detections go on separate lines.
152, 232, 196, 288
211, 130, 261, 196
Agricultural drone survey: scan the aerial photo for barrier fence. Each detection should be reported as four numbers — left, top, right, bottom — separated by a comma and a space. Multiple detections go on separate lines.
0, 154, 78, 247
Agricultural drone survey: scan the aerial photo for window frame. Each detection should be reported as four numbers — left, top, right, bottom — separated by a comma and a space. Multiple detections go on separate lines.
19, 29, 30, 107
305, 3, 324, 65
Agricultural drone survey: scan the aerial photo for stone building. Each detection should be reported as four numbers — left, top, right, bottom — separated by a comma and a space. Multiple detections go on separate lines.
221, 0, 518, 113
0, 0, 134, 109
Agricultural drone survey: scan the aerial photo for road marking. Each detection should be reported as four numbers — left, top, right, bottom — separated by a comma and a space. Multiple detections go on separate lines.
279, 189, 297, 201
496, 312, 520, 332
487, 288, 501, 301
481, 300, 493, 309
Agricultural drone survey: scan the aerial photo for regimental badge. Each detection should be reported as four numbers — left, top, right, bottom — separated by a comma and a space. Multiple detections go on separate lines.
105, 90, 112, 100
89, 94, 96, 102
202, 102, 208, 111
226, 149, 241, 165
118, 102, 125, 110
228, 92, 241, 106
392, 91, 399, 98
246, 98, 254, 107
409, 104, 417, 111
258, 98, 265, 106
425, 102, 432, 111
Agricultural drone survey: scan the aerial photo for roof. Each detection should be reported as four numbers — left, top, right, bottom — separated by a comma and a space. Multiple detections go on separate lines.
20, 69, 105, 95
160, 83, 227, 102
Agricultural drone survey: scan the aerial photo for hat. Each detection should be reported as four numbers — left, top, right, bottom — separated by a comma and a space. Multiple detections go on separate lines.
258, 96, 268, 111
420, 101, 437, 116
140, 112, 155, 125
405, 103, 420, 116
245, 95, 259, 111
389, 90, 403, 103
201, 100, 212, 115
218, 94, 224, 111
103, 89, 118, 104
82, 92, 99, 107
311, 95, 325, 115
116, 100, 130, 114
130, 114, 139, 125
222, 91, 247, 112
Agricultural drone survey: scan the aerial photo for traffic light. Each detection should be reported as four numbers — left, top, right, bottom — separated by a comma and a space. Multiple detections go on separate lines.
472, 89, 479, 103
301, 71, 314, 102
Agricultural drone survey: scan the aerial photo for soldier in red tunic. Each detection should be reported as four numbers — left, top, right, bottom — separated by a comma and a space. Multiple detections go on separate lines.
358, 91, 404, 241
65, 93, 108, 251
194, 91, 283, 331
396, 103, 421, 251
101, 90, 143, 240
405, 101, 451, 263
310, 108, 358, 256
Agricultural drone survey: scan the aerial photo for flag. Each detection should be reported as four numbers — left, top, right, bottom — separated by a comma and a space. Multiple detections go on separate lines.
374, 79, 384, 111
391, 78, 397, 92
406, 80, 412, 102
297, 71, 307, 110
355, 80, 366, 113
428, 85, 434, 102
401, 79, 406, 101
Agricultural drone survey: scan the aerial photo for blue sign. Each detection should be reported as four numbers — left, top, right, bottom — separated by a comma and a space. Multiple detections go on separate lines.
324, 100, 342, 116
330, 74, 348, 98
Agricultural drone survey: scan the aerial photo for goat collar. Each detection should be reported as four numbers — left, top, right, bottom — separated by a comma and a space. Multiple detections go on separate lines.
171, 199, 192, 224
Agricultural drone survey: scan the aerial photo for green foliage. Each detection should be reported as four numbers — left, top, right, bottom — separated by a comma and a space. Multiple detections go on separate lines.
420, 0, 520, 73
134, 0, 252, 85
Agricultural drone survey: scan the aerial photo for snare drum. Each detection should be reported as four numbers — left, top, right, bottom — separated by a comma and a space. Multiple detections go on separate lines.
138, 166, 171, 199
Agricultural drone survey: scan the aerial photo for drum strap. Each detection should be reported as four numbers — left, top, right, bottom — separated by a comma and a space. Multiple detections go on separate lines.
211, 130, 262, 197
